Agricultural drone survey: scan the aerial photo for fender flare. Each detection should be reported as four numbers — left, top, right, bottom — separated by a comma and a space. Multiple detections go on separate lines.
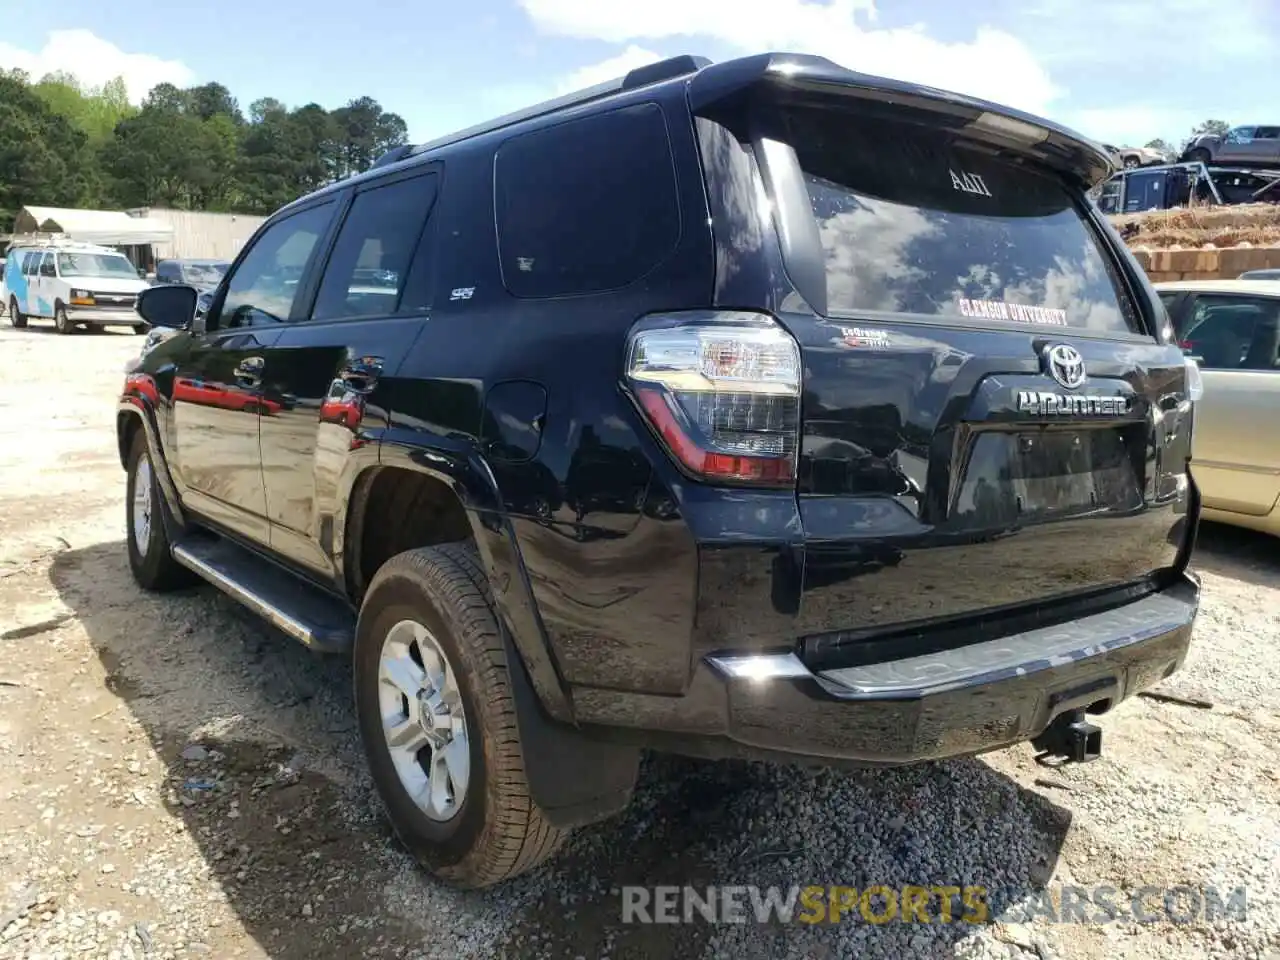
374, 437, 640, 828
377, 437, 573, 721
117, 396, 186, 535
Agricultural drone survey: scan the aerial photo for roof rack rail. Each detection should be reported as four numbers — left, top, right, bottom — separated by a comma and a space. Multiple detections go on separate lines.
383, 53, 710, 163
4, 233, 113, 251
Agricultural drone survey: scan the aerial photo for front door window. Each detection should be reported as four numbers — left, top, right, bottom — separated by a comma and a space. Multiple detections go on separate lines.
212, 201, 336, 330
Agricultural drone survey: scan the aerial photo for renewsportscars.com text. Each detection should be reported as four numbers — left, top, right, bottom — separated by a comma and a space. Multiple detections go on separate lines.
621, 884, 1248, 926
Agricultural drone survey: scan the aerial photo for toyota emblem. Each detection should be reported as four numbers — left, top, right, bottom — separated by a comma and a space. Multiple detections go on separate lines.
1044, 344, 1086, 389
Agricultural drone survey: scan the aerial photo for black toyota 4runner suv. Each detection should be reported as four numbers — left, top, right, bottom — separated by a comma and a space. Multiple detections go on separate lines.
118, 52, 1202, 888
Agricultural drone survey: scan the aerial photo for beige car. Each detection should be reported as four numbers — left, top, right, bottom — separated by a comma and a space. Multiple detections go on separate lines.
1156, 279, 1280, 534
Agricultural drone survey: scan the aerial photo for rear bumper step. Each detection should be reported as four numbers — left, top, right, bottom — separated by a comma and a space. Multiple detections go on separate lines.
575, 573, 1197, 766
706, 573, 1197, 764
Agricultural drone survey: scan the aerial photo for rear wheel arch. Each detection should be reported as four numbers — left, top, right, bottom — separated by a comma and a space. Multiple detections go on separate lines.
344, 465, 476, 605
346, 451, 574, 717
346, 459, 638, 836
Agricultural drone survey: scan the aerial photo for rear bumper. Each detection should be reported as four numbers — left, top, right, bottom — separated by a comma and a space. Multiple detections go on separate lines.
575, 573, 1198, 765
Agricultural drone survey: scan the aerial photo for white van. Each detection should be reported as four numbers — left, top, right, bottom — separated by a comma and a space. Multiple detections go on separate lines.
4, 237, 149, 334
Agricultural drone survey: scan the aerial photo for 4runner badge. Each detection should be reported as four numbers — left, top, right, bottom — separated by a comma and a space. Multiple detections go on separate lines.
1016, 391, 1130, 416
950, 168, 992, 197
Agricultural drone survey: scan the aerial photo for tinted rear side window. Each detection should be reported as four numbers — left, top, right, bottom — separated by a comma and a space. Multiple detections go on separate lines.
784, 106, 1141, 334
494, 103, 680, 299
312, 173, 438, 321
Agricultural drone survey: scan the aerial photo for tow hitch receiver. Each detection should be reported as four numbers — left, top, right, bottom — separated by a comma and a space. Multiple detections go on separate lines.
1032, 710, 1103, 765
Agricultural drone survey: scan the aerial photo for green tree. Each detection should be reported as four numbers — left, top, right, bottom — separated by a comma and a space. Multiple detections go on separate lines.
289, 104, 341, 193
4, 68, 411, 218
1191, 119, 1230, 138
31, 72, 135, 145
248, 97, 287, 124
329, 96, 409, 179
0, 70, 98, 217
143, 82, 189, 114
238, 103, 309, 212
102, 106, 214, 208
186, 82, 243, 124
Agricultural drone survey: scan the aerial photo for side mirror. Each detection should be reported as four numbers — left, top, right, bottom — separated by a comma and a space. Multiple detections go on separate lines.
136, 284, 198, 330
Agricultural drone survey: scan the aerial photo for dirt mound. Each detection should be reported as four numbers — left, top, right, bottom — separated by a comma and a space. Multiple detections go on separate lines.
1113, 203, 1280, 250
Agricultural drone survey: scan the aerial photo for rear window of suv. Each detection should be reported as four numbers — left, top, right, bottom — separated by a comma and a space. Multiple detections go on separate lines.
494, 103, 681, 299
783, 106, 1142, 335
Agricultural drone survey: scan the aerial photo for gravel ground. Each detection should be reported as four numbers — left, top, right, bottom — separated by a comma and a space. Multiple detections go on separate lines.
0, 322, 1278, 960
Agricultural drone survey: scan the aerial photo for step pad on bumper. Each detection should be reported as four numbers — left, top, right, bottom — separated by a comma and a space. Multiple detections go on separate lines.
701, 575, 1198, 764
815, 581, 1197, 700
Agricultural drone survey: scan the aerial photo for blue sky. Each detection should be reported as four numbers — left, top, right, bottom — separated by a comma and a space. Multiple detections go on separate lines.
2, 0, 1276, 149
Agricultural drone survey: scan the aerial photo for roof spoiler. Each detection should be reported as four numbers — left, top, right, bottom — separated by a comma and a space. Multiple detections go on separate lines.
369, 54, 712, 170
688, 53, 1117, 187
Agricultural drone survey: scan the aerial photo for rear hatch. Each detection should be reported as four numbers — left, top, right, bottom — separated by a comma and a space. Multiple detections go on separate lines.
691, 57, 1195, 656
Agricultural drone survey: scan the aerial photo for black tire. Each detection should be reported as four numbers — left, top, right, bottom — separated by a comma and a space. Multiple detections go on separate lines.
125, 430, 197, 592
1123, 155, 1140, 169
354, 544, 568, 888
1186, 148, 1211, 164
54, 302, 75, 335
8, 297, 26, 329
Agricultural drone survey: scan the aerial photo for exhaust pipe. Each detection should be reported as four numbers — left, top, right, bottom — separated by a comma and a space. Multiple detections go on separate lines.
1032, 709, 1102, 764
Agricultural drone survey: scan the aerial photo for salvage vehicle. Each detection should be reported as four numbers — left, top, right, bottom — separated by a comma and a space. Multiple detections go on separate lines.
1181, 125, 1280, 168
1103, 143, 1169, 169
1157, 279, 1280, 536
6, 236, 148, 334
117, 52, 1203, 889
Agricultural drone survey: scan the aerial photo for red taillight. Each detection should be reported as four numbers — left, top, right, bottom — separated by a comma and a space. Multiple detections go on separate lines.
1179, 340, 1194, 350
625, 312, 802, 487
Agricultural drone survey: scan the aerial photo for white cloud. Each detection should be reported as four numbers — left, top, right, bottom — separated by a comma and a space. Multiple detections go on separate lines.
555, 45, 665, 93
1063, 105, 1201, 149
1024, 0, 1272, 64
0, 29, 193, 104
520, 0, 1063, 118
1009, 0, 1274, 146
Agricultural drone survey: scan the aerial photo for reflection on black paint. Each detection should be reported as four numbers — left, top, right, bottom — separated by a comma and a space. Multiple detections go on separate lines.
564, 426, 649, 527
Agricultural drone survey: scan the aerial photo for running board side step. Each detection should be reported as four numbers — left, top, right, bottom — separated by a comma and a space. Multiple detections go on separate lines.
172, 538, 355, 654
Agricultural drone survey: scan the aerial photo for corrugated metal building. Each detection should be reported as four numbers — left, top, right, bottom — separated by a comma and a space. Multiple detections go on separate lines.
129, 208, 266, 262
5, 205, 267, 270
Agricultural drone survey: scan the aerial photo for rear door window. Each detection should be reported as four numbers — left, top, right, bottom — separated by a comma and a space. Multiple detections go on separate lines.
783, 106, 1142, 334
1176, 295, 1280, 370
311, 172, 438, 322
